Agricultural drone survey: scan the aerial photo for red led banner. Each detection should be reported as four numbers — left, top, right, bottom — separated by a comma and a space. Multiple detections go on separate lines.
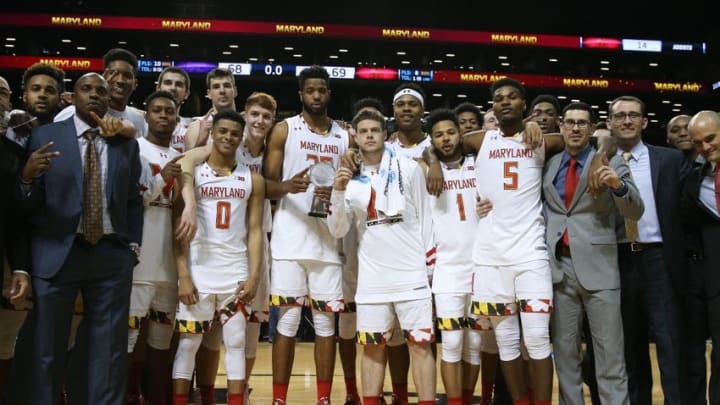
0, 55, 104, 71
0, 13, 581, 49
432, 70, 706, 93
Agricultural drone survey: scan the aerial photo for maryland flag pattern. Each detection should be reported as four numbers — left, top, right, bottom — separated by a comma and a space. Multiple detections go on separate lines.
404, 328, 435, 344
470, 301, 518, 316
310, 297, 345, 313
436, 316, 467, 331
217, 299, 250, 325
128, 315, 142, 329
356, 331, 390, 345
269, 294, 307, 307
249, 310, 270, 323
518, 298, 553, 313
467, 315, 493, 331
175, 319, 211, 334
148, 308, 174, 325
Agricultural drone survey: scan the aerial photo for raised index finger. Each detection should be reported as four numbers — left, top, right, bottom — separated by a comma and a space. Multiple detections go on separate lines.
35, 141, 55, 154
89, 111, 104, 126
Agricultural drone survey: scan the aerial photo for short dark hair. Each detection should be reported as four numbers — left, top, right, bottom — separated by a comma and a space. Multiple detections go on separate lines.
426, 108, 459, 132
393, 83, 426, 102
22, 62, 65, 93
352, 109, 386, 130
561, 101, 596, 123
490, 77, 526, 99
529, 94, 561, 115
102, 48, 138, 73
453, 102, 482, 120
352, 97, 385, 117
144, 90, 177, 109
298, 65, 330, 90
205, 68, 235, 89
158, 67, 190, 89
213, 109, 244, 127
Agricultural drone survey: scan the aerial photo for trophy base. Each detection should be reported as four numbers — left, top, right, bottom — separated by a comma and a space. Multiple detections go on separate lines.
308, 212, 328, 218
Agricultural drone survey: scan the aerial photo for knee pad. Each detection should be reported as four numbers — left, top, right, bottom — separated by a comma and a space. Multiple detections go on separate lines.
338, 312, 356, 340
520, 312, 551, 360
223, 314, 248, 380
312, 310, 335, 338
127, 328, 140, 353
440, 329, 464, 363
245, 322, 260, 359
462, 329, 482, 365
276, 306, 301, 337
147, 321, 174, 350
201, 324, 223, 351
479, 330, 498, 354
492, 315, 521, 361
172, 333, 203, 380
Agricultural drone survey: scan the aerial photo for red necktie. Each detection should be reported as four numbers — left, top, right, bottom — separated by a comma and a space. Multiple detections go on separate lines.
562, 157, 578, 246
715, 166, 720, 213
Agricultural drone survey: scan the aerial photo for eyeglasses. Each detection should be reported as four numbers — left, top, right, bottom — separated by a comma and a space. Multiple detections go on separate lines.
561, 119, 590, 129
611, 112, 643, 121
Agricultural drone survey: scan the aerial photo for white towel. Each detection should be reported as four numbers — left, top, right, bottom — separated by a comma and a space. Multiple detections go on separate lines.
368, 146, 405, 216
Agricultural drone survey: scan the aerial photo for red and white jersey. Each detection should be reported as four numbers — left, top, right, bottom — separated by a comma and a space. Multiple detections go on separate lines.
190, 162, 253, 293
170, 116, 192, 153
235, 142, 272, 232
135, 137, 181, 283
473, 130, 548, 266
430, 156, 478, 294
328, 156, 434, 304
271, 114, 349, 263
386, 135, 431, 160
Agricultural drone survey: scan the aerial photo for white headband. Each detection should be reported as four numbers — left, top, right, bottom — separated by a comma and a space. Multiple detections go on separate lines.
393, 88, 424, 108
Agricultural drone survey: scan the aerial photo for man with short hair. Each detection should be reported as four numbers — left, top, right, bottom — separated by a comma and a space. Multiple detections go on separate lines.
263, 65, 350, 405
328, 110, 437, 405
453, 102, 483, 135
527, 95, 561, 134
171, 110, 264, 405
184, 68, 237, 150
156, 66, 192, 152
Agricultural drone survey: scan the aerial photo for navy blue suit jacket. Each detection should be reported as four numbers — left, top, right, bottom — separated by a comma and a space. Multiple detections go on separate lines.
22, 117, 143, 279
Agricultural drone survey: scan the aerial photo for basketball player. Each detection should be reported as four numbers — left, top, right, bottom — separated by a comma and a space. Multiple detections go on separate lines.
263, 65, 350, 405
171, 110, 265, 405
125, 91, 181, 404
177, 92, 277, 404
155, 66, 192, 152
423, 109, 484, 405
328, 110, 436, 405
183, 68, 237, 150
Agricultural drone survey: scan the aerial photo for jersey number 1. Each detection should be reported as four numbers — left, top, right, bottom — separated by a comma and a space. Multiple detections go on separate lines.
216, 201, 231, 229
456, 194, 467, 221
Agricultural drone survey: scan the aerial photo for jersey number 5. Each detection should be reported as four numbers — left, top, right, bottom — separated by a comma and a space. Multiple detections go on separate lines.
503, 161, 518, 190
216, 201, 231, 229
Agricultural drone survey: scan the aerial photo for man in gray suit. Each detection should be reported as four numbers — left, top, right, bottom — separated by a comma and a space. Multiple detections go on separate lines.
542, 102, 644, 404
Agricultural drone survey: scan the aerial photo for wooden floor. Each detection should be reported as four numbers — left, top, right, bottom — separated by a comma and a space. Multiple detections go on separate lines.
203, 342, 700, 404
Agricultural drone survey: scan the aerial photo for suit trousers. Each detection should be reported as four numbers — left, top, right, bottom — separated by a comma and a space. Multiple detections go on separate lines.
552, 256, 629, 405
31, 237, 134, 405
619, 245, 681, 405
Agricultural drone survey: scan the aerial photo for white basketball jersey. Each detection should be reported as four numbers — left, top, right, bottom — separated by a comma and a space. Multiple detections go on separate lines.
170, 116, 192, 153
271, 114, 349, 263
386, 135, 431, 160
473, 130, 548, 266
135, 137, 181, 283
190, 162, 253, 293
236, 142, 272, 232
430, 156, 478, 293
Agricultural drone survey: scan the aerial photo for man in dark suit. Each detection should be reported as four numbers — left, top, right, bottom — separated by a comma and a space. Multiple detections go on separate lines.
608, 95, 691, 404
684, 110, 720, 404
20, 72, 143, 405
544, 102, 643, 405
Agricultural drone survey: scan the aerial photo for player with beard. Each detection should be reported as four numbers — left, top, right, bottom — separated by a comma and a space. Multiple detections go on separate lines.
55, 48, 145, 138
183, 68, 237, 151
263, 65, 350, 405
155, 67, 192, 153
125, 91, 182, 405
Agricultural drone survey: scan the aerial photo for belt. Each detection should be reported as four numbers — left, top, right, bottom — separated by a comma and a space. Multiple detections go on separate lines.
75, 233, 126, 247
619, 242, 662, 253
556, 244, 571, 258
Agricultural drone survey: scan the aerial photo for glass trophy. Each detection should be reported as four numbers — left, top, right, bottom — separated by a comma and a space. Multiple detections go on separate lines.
307, 162, 335, 218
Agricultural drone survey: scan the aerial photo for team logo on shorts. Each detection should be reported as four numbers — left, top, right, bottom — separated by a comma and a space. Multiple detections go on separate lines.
470, 301, 518, 316
148, 308, 173, 325
269, 294, 307, 307
404, 328, 435, 343
249, 310, 270, 323
518, 298, 553, 313
467, 315, 493, 330
218, 299, 250, 325
311, 298, 345, 312
436, 316, 467, 331
128, 315, 142, 329
175, 319, 211, 334
356, 331, 389, 345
